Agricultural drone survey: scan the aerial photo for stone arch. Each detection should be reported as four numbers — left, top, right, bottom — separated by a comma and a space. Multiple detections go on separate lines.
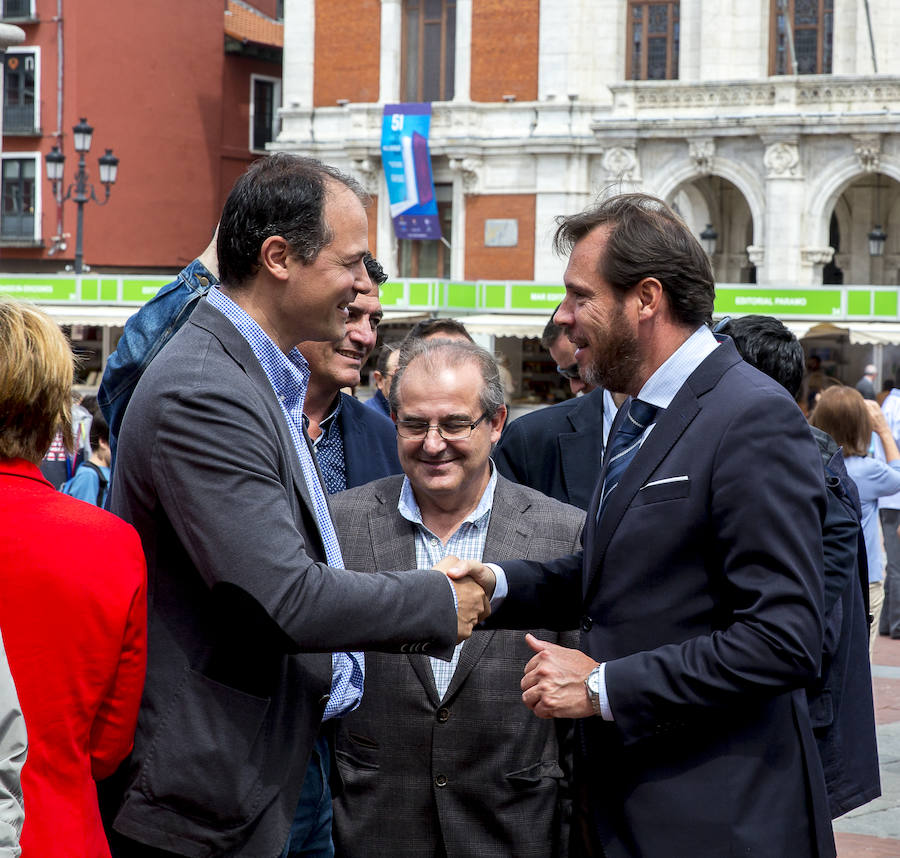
806, 155, 900, 248
651, 157, 765, 248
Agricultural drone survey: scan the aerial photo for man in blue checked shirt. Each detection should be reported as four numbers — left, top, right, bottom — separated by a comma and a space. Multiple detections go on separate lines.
107, 154, 490, 858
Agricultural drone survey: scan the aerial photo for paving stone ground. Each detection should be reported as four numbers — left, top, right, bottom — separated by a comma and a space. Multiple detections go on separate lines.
833, 636, 900, 856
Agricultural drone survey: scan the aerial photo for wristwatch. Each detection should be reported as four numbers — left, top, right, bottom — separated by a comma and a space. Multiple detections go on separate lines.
584, 666, 603, 717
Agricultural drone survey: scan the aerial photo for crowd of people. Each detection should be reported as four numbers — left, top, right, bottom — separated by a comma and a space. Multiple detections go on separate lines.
0, 152, 893, 857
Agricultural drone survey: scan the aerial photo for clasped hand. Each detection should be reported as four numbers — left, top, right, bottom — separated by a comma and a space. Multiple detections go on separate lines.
433, 557, 496, 642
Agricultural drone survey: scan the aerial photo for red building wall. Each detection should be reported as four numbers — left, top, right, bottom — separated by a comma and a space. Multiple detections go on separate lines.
1, 0, 280, 271
313, 0, 381, 107
470, 0, 539, 102
464, 194, 535, 280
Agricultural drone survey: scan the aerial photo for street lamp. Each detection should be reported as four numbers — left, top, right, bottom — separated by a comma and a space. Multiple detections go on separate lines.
700, 223, 718, 256
45, 117, 120, 274
868, 224, 887, 258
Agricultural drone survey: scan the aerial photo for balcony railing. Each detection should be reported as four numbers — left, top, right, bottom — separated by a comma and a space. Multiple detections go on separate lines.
2, 103, 37, 134
0, 212, 34, 240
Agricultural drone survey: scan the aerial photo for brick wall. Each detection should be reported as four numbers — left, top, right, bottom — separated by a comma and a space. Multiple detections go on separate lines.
314, 0, 381, 106
464, 194, 535, 280
470, 0, 539, 102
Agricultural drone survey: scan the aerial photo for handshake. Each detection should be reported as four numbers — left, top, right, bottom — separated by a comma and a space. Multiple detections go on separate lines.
434, 557, 497, 642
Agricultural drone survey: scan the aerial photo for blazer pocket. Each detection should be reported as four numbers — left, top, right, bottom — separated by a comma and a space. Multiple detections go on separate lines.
335, 732, 380, 773
634, 475, 690, 506
140, 668, 271, 827
505, 759, 565, 786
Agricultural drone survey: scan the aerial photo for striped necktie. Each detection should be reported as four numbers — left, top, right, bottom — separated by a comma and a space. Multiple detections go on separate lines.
598, 398, 660, 520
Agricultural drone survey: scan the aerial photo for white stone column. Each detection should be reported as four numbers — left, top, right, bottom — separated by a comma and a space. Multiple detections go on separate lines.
282, 0, 315, 109
760, 138, 806, 285
453, 0, 472, 102
379, 0, 402, 104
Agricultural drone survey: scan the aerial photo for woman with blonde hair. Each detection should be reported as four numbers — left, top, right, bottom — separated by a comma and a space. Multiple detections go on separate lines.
811, 384, 900, 653
0, 298, 147, 857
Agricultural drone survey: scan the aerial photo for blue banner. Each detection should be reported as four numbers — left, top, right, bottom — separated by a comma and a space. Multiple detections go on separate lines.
381, 103, 441, 240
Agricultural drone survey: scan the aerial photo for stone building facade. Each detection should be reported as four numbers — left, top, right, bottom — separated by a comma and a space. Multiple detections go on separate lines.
276, 0, 900, 291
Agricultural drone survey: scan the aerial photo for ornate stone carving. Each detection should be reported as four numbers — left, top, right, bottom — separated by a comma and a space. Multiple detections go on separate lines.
601, 146, 639, 180
801, 247, 835, 266
349, 155, 380, 194
746, 245, 765, 267
764, 141, 801, 178
448, 156, 482, 191
688, 139, 715, 175
853, 134, 881, 173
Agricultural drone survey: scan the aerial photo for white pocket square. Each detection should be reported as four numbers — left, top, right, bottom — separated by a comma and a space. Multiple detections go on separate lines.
641, 475, 690, 490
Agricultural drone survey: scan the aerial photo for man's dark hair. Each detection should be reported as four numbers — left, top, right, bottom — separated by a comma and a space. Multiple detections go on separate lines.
404, 317, 474, 343
364, 252, 387, 286
541, 305, 565, 351
217, 153, 369, 287
375, 341, 401, 375
89, 410, 109, 450
716, 315, 804, 398
553, 193, 715, 328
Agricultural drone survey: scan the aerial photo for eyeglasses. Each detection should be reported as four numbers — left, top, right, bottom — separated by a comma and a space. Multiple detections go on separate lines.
556, 363, 581, 381
396, 413, 488, 441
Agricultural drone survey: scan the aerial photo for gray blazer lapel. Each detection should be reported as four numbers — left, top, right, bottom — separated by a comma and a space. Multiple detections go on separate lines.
190, 301, 318, 524
443, 476, 531, 701
366, 484, 442, 705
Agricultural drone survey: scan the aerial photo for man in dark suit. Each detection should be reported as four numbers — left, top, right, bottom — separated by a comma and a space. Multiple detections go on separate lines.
109, 155, 489, 858
331, 338, 583, 858
496, 312, 627, 510
452, 193, 834, 857
297, 255, 401, 492
717, 314, 879, 820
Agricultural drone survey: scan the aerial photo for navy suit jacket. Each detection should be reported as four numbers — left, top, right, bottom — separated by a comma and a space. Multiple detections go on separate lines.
495, 389, 608, 510
339, 393, 401, 489
489, 340, 835, 858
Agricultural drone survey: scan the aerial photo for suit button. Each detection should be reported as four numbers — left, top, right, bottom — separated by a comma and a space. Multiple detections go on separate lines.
435, 774, 448, 788
436, 707, 450, 723
581, 616, 593, 632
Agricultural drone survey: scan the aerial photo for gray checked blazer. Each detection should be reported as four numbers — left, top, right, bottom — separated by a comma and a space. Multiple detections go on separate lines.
330, 473, 584, 858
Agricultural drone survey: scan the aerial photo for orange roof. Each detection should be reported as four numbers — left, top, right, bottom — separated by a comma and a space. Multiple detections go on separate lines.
225, 0, 284, 49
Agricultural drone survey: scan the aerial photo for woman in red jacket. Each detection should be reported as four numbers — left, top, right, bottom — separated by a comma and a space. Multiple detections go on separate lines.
0, 298, 147, 857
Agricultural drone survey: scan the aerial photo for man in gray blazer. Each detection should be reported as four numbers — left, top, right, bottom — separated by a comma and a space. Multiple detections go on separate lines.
109, 155, 489, 858
331, 338, 584, 858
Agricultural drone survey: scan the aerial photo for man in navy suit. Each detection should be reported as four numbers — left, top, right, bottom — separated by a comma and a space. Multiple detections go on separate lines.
297, 254, 401, 492
452, 193, 834, 857
496, 313, 625, 510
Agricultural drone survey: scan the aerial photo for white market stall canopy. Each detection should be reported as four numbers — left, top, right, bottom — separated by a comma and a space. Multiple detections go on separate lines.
782, 321, 900, 345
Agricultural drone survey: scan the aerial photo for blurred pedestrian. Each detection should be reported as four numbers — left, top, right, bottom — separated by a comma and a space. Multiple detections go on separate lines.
61, 410, 111, 507
812, 386, 900, 653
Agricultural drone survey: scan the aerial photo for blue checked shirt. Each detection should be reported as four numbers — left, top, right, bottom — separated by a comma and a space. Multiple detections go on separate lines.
206, 288, 364, 720
309, 395, 348, 495
398, 463, 498, 699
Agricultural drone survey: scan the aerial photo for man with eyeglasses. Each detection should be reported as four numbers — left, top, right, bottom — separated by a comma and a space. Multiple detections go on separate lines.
328, 338, 584, 858
496, 312, 626, 510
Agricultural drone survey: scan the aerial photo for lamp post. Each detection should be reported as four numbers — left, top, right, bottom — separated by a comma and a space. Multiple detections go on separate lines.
700, 223, 718, 256
45, 117, 119, 274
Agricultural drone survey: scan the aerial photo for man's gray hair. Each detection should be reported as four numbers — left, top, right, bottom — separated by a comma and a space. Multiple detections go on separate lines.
389, 339, 505, 418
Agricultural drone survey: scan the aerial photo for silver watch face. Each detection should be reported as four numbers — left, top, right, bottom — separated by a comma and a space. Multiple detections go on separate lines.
586, 668, 601, 695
